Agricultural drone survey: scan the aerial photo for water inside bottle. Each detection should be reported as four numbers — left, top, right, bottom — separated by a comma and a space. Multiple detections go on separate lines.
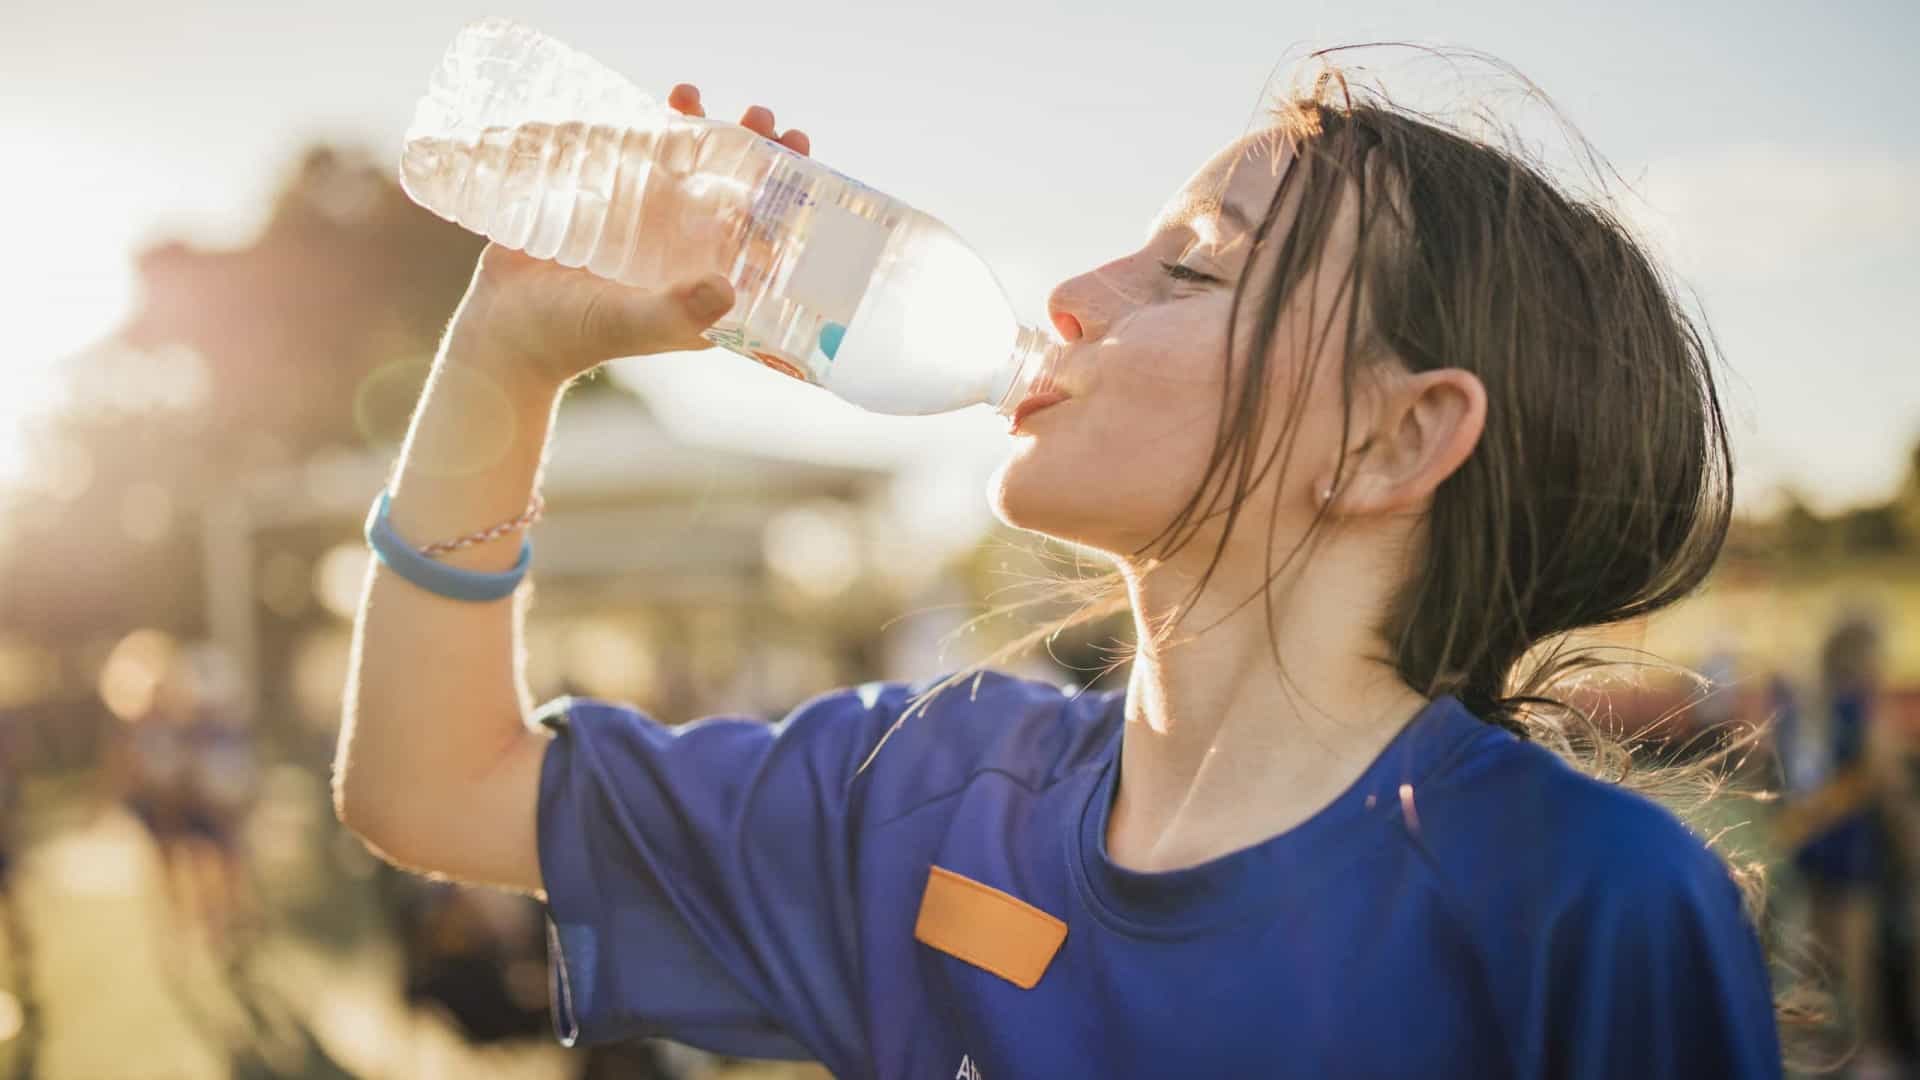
403, 105, 1036, 415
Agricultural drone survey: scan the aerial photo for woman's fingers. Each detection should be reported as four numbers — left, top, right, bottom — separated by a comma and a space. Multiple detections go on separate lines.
668, 83, 705, 117
672, 92, 808, 156
740, 105, 776, 138
742, 107, 810, 156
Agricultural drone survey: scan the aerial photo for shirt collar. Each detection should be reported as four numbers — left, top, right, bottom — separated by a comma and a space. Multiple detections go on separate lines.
1068, 694, 1497, 937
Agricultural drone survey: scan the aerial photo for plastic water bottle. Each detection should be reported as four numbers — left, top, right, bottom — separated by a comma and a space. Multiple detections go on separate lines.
400, 17, 1061, 418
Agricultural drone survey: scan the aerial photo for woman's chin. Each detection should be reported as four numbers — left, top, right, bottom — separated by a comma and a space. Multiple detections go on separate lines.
986, 453, 1052, 532
988, 453, 1090, 541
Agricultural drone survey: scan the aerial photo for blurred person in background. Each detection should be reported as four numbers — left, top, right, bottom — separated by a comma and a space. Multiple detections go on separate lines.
183, 698, 262, 945
0, 711, 22, 889
337, 60, 1787, 1077
1775, 613, 1905, 1075
374, 866, 553, 1041
117, 699, 200, 913
113, 643, 261, 949
0, 707, 37, 1078
1869, 614, 1920, 1074
1770, 674, 1817, 800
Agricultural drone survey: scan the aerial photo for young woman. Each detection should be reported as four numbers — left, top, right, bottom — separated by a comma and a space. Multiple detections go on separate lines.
337, 69, 1784, 1077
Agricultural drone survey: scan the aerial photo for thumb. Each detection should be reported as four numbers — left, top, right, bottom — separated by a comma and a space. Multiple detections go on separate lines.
603, 275, 735, 356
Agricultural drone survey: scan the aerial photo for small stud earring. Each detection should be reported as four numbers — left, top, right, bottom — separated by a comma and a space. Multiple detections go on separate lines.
1320, 486, 1334, 505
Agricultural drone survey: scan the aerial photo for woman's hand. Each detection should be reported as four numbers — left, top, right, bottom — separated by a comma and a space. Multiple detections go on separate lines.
449, 84, 814, 388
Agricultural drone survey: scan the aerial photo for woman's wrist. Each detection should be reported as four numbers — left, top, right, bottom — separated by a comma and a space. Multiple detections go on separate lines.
386, 310, 567, 576
441, 295, 576, 404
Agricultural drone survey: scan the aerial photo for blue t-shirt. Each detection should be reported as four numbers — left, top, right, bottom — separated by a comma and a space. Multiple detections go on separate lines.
534, 671, 1781, 1079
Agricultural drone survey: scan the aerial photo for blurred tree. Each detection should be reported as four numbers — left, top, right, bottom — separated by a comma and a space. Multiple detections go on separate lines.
1721, 441, 1919, 573
1777, 491, 1828, 563
1898, 439, 1920, 547
1821, 437, 1919, 556
121, 144, 627, 458
1719, 515, 1772, 565
1838, 505, 1904, 555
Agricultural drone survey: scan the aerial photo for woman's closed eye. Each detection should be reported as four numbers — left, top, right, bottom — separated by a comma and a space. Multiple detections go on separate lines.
1159, 260, 1223, 285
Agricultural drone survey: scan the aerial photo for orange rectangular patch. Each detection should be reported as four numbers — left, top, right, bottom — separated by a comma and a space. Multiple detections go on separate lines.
913, 865, 1067, 990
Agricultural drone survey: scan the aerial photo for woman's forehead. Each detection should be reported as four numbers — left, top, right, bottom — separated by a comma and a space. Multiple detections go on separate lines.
1150, 131, 1295, 242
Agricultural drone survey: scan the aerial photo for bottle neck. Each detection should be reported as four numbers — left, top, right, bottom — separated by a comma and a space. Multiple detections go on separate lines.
990, 324, 1062, 419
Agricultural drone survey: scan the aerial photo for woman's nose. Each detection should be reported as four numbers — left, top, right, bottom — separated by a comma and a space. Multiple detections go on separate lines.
1047, 279, 1096, 342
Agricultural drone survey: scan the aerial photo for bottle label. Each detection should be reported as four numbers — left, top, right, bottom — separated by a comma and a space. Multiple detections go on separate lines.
697, 150, 890, 387
762, 134, 879, 197
748, 162, 811, 247
697, 323, 821, 385
787, 201, 888, 325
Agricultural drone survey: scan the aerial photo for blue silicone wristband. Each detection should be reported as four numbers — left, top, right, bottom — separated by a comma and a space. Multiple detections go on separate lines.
364, 489, 531, 603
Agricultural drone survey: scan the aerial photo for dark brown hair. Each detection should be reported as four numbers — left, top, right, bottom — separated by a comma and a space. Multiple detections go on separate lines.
879, 48, 1818, 1053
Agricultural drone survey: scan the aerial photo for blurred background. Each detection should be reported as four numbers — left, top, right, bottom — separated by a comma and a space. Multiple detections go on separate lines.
2, 1, 1916, 1077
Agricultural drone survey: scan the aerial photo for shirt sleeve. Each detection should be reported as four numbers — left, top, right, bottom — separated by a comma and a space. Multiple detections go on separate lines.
1530, 850, 1783, 1079
533, 680, 913, 1072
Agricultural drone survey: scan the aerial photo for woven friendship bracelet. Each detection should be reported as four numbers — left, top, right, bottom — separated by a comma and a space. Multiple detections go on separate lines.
417, 491, 546, 555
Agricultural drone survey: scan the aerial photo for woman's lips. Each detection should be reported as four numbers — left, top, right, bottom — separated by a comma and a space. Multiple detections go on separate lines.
1008, 392, 1071, 433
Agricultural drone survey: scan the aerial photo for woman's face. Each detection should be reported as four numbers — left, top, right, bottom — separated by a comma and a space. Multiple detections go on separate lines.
991, 130, 1365, 564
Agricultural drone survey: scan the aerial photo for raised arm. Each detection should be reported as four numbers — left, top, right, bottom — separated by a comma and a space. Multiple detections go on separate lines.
333, 87, 812, 893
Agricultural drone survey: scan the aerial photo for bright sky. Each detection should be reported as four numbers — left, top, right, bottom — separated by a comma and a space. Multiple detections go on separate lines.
5, 0, 1915, 512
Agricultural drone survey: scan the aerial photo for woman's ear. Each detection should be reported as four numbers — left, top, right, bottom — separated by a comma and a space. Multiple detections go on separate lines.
1332, 369, 1486, 516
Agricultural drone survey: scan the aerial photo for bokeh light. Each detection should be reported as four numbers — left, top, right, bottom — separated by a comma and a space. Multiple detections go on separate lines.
560, 618, 660, 704
96, 628, 178, 722
763, 501, 863, 603
313, 542, 372, 621
291, 629, 352, 733
0, 636, 62, 709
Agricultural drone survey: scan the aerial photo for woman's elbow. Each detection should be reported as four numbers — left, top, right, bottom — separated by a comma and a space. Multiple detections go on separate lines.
332, 753, 421, 863
331, 729, 548, 893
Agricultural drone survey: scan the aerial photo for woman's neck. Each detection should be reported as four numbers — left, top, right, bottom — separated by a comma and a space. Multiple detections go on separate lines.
1105, 547, 1429, 874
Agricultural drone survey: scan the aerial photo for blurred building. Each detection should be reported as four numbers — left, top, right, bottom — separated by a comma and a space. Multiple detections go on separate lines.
207, 390, 903, 755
